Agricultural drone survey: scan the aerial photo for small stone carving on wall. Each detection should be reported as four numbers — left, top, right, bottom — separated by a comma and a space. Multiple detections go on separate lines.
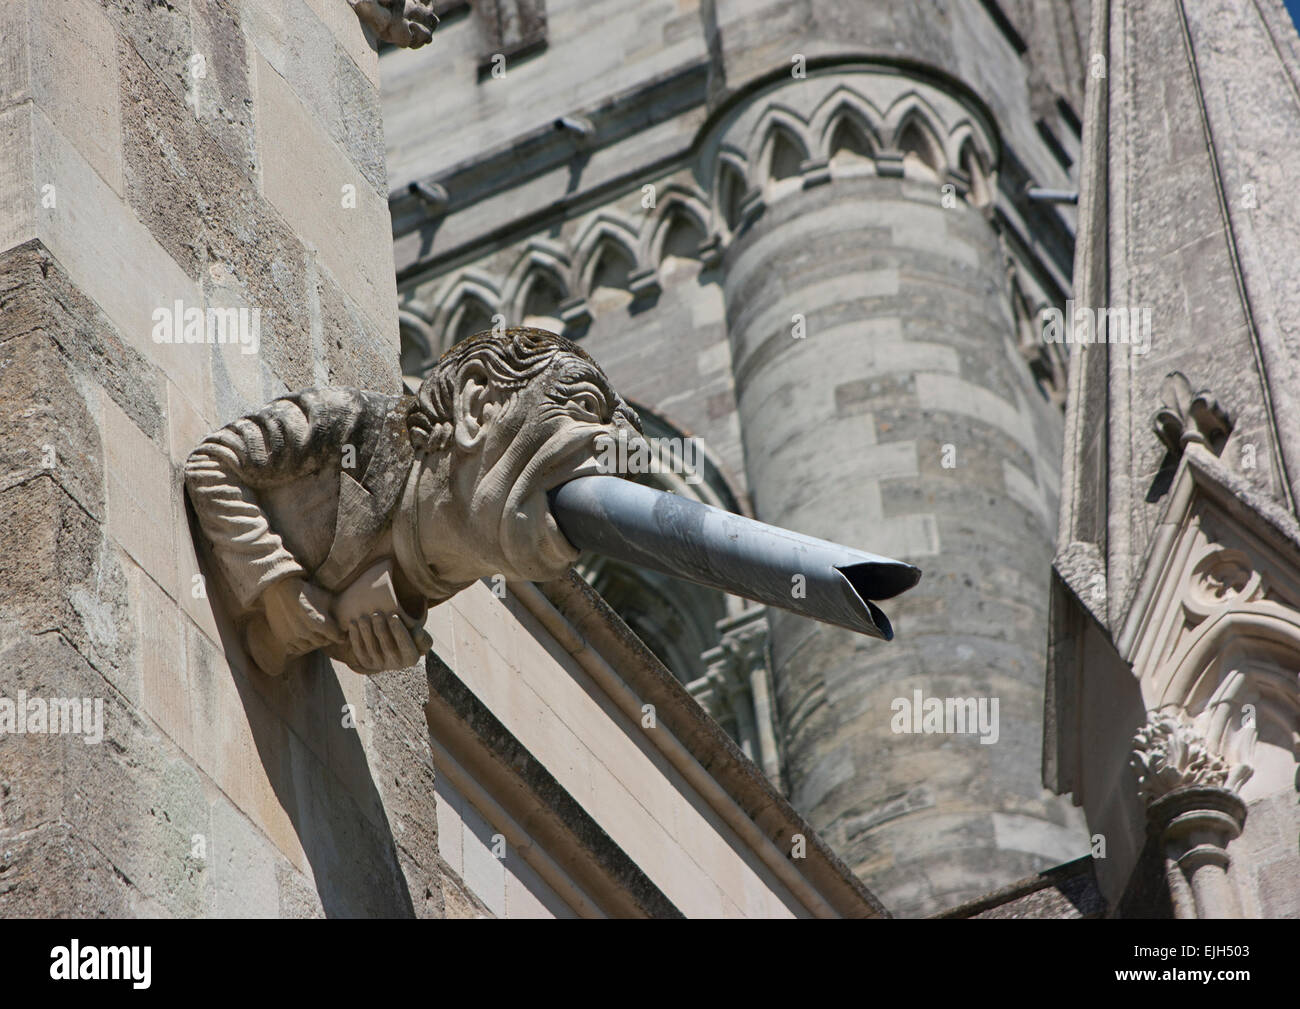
350, 0, 439, 48
1152, 371, 1231, 457
1130, 710, 1248, 800
185, 329, 640, 676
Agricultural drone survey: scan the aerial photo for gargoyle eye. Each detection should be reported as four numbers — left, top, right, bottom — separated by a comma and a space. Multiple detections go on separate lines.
567, 391, 604, 419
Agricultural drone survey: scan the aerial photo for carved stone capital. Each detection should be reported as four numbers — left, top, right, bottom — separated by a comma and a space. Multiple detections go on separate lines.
350, 0, 438, 48
1152, 371, 1231, 456
1131, 710, 1253, 917
1130, 711, 1250, 802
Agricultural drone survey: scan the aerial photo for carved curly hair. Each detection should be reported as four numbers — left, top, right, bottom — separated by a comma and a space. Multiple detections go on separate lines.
406, 327, 638, 453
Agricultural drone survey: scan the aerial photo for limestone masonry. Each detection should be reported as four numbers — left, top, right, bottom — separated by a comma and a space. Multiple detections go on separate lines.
1, 0, 1298, 919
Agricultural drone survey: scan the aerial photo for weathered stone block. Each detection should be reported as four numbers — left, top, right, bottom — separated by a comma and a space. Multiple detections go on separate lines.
97, 0, 193, 107
206, 793, 281, 918
252, 50, 396, 342
0, 105, 36, 257
0, 329, 105, 520
315, 262, 401, 392
129, 559, 193, 755
31, 103, 210, 412
103, 393, 178, 599
0, 475, 131, 686
184, 623, 309, 874
0, 824, 137, 917
29, 0, 124, 196
189, 0, 258, 186
302, 0, 381, 88
365, 677, 440, 864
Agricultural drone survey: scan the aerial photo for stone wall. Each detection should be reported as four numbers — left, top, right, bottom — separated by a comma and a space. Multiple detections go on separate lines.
0, 0, 467, 917
1048, 0, 1300, 919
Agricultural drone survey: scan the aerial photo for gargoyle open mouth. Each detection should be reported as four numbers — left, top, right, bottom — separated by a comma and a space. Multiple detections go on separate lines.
500, 427, 611, 580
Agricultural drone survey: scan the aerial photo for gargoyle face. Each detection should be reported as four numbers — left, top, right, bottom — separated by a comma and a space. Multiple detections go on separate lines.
423, 332, 641, 585
489, 357, 636, 581
351, 0, 438, 49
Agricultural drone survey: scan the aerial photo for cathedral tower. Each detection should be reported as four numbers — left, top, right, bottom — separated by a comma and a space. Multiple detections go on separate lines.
385, 0, 1092, 915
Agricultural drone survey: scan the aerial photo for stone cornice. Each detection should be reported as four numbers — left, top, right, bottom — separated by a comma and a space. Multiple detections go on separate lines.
391, 56, 1025, 283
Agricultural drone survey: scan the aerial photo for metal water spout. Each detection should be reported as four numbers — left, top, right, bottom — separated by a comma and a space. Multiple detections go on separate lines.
549, 476, 921, 640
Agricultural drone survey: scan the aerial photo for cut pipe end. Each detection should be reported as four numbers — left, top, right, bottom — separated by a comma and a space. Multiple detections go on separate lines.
837, 561, 922, 601
835, 563, 923, 641
548, 474, 922, 641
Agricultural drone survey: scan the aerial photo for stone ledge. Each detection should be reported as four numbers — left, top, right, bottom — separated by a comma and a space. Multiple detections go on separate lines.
424, 651, 683, 918
531, 570, 889, 918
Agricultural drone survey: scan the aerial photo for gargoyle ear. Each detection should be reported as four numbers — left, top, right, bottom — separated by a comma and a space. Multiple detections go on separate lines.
452, 361, 493, 452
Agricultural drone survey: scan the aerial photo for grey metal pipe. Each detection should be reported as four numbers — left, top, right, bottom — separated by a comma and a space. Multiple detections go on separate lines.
549, 476, 921, 641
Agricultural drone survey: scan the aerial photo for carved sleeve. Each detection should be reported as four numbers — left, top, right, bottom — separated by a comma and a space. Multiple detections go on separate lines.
184, 389, 368, 610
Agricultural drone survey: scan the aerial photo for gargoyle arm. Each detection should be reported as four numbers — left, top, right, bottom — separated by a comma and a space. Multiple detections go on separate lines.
184, 390, 369, 610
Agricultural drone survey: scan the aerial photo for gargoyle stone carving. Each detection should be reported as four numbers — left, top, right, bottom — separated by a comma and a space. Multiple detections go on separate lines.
349, 0, 438, 49
185, 329, 640, 676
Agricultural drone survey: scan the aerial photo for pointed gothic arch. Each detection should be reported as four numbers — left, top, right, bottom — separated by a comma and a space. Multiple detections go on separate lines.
765, 125, 806, 181
501, 243, 573, 334
430, 273, 502, 354
714, 157, 748, 235
810, 86, 885, 155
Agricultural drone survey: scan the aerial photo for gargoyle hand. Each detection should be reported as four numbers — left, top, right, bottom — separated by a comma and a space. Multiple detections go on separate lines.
350, 0, 437, 49
345, 613, 433, 673
262, 576, 344, 655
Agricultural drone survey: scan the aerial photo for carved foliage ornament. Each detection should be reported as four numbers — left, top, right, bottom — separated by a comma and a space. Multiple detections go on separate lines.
1130, 711, 1252, 801
350, 0, 439, 48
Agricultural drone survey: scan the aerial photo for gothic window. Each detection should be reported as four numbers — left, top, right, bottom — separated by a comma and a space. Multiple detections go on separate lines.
657, 211, 707, 276
764, 126, 805, 182
960, 139, 992, 208
447, 296, 495, 348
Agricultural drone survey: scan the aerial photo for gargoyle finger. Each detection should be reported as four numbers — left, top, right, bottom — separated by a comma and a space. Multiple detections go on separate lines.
368, 613, 409, 669
349, 620, 376, 670
384, 613, 420, 667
